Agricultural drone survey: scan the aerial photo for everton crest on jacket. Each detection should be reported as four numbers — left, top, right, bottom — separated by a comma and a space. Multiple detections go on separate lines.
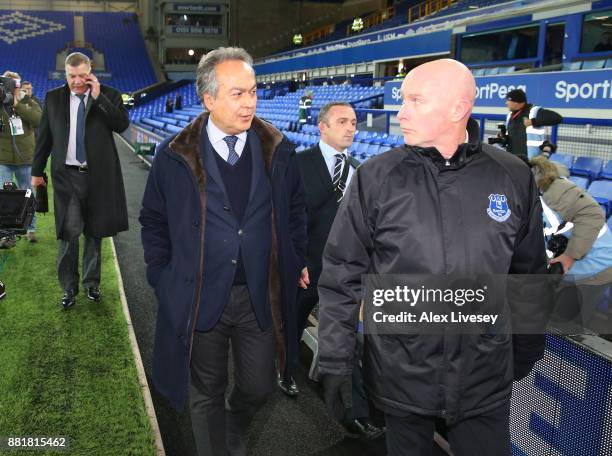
317, 141, 548, 423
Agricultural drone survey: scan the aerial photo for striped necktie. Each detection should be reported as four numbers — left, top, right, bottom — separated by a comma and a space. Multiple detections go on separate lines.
224, 135, 240, 166
332, 153, 345, 188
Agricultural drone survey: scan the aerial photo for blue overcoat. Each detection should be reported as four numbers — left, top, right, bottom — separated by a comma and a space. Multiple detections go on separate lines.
140, 112, 307, 410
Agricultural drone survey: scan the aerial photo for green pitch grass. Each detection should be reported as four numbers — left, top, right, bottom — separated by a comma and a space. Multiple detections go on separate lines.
0, 182, 156, 456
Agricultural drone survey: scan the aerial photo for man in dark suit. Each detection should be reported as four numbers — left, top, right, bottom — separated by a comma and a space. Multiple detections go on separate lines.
281, 101, 384, 440
31, 52, 129, 309
139, 47, 307, 456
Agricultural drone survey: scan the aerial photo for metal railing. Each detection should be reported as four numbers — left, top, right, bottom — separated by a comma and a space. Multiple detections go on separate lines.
407, 0, 456, 23
345, 6, 397, 36
473, 114, 612, 161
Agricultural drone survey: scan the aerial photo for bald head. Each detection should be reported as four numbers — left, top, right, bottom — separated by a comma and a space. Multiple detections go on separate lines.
409, 59, 476, 105
397, 59, 476, 157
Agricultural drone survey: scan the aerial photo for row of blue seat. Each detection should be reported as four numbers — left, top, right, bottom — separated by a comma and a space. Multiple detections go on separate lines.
562, 59, 612, 71
549, 154, 612, 182
582, 180, 612, 217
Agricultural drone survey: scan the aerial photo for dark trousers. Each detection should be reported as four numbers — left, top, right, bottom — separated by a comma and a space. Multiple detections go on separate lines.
295, 286, 370, 421
189, 285, 275, 456
57, 169, 101, 292
385, 401, 511, 456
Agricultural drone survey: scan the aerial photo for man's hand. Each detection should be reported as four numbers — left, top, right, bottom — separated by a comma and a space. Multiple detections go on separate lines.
86, 74, 101, 99
31, 176, 46, 187
523, 118, 532, 127
298, 267, 309, 289
550, 253, 575, 274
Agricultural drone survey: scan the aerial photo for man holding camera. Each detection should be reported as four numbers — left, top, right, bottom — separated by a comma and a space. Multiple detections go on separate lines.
31, 52, 129, 309
0, 70, 42, 244
504, 88, 562, 159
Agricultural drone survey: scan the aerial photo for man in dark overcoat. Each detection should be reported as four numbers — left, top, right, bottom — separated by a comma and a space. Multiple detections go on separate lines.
32, 52, 129, 309
139, 47, 307, 456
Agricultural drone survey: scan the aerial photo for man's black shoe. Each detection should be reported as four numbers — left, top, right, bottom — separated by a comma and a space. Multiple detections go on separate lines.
278, 374, 299, 397
61, 290, 76, 310
86, 287, 101, 302
343, 418, 385, 440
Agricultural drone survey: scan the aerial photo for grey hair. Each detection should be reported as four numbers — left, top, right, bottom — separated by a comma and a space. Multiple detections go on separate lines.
196, 47, 254, 99
318, 101, 353, 124
65, 52, 91, 68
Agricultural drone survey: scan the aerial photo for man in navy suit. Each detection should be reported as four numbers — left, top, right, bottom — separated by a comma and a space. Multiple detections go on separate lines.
283, 102, 384, 440
140, 47, 307, 456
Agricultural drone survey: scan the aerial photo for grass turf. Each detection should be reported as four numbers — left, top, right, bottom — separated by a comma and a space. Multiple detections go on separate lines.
0, 181, 156, 455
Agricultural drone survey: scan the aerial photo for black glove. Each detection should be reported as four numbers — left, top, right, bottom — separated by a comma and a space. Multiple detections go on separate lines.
513, 359, 537, 381
322, 374, 352, 421
513, 334, 546, 381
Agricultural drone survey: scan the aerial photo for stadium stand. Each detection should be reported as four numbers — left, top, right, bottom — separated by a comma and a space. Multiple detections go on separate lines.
569, 175, 589, 190
549, 153, 575, 171
602, 161, 612, 180
0, 10, 155, 99
0, 10, 74, 99
588, 180, 612, 217
289, 0, 517, 50
82, 12, 156, 92
572, 156, 604, 182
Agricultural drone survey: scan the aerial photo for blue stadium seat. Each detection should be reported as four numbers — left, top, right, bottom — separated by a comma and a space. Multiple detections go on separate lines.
562, 61, 582, 71
355, 131, 369, 142
582, 59, 606, 70
497, 66, 516, 74
356, 142, 369, 156
601, 161, 612, 180
572, 157, 603, 181
588, 180, 612, 217
366, 144, 381, 157
549, 153, 574, 171
141, 118, 164, 129
569, 176, 588, 190
606, 58, 612, 69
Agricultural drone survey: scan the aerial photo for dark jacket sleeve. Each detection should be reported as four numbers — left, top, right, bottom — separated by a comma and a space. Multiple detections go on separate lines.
531, 108, 562, 128
286, 146, 308, 270
94, 87, 130, 133
31, 91, 53, 177
139, 144, 172, 287
317, 167, 373, 375
508, 173, 550, 368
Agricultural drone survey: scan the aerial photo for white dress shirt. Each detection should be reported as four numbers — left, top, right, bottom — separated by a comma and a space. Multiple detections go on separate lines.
206, 117, 247, 162
66, 89, 90, 166
319, 140, 355, 187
